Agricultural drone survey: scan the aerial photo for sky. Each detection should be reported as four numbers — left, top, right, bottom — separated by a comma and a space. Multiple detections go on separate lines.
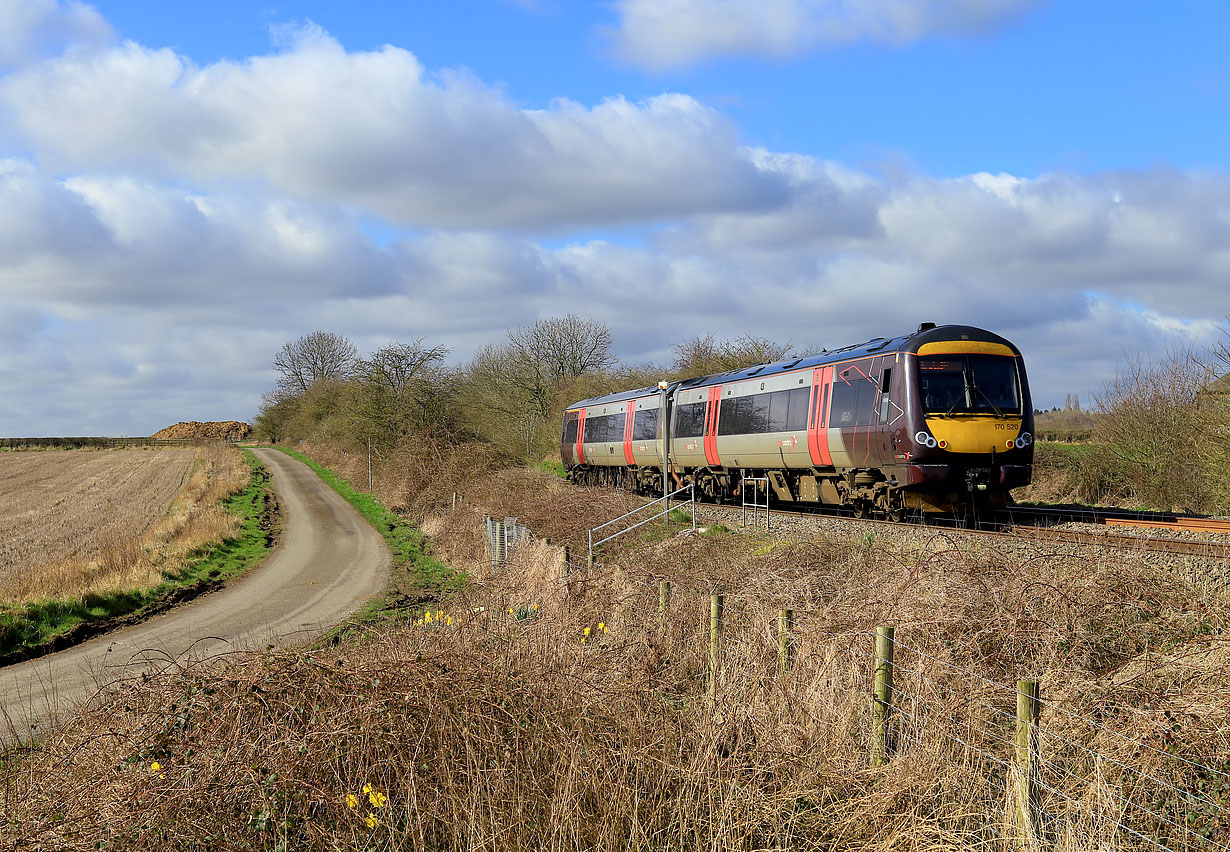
1, 0, 1228, 436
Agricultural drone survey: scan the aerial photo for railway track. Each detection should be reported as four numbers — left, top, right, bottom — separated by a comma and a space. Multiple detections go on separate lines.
705, 501, 1230, 560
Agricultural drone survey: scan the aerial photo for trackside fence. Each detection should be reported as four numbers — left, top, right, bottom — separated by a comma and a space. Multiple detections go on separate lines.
464, 505, 1229, 850
484, 516, 531, 574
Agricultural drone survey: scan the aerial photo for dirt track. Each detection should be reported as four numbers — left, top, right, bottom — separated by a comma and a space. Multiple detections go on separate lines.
0, 448, 391, 743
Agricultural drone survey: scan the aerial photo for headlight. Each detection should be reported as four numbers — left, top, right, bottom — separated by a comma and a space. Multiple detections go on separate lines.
915, 431, 937, 449
1014, 432, 1033, 449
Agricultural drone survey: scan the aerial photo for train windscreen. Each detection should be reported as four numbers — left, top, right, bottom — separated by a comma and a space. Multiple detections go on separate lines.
918, 354, 1020, 415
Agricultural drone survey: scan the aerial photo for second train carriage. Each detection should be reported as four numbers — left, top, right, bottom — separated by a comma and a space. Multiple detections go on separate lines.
562, 323, 1034, 516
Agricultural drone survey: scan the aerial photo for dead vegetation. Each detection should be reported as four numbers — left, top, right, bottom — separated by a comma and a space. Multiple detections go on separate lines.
0, 444, 250, 604
3, 471, 1227, 850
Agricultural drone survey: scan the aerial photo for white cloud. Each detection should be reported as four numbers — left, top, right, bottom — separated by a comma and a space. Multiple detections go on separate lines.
0, 14, 1226, 431
0, 28, 789, 229
608, 0, 1044, 70
3, 149, 1230, 433
0, 0, 111, 69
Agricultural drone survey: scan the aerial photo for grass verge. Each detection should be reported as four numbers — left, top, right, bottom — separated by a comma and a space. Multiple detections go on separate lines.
0, 450, 277, 664
270, 447, 462, 607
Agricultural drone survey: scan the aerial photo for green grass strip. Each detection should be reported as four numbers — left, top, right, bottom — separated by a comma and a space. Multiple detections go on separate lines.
269, 447, 462, 596
0, 450, 275, 662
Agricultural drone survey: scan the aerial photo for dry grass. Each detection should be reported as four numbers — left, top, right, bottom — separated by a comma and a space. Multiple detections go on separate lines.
0, 444, 250, 603
3, 475, 1227, 850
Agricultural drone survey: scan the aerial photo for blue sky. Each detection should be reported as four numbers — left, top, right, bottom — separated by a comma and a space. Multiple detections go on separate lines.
0, 0, 1228, 434
92, 0, 1230, 178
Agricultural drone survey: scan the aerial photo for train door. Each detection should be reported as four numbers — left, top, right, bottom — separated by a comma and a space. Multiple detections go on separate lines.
575, 409, 587, 464
623, 400, 637, 465
873, 358, 899, 464
807, 366, 833, 467
703, 386, 722, 467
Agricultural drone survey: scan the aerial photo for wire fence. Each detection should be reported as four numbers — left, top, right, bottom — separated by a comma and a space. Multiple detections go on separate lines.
475, 514, 1230, 849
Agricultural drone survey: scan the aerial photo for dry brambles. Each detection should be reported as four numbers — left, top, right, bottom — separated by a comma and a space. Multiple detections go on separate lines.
0, 444, 250, 604
2, 466, 1228, 850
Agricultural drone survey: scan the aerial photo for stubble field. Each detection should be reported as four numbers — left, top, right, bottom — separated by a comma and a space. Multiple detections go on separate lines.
0, 445, 249, 603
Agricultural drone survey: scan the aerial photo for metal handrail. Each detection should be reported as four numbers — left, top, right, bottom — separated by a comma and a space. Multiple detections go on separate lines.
588, 484, 696, 565
742, 476, 770, 530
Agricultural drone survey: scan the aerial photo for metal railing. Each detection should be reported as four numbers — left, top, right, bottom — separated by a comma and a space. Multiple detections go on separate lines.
741, 476, 770, 530
588, 484, 696, 566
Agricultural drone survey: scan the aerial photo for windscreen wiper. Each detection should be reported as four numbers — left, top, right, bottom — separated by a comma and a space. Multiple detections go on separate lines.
970, 382, 1004, 416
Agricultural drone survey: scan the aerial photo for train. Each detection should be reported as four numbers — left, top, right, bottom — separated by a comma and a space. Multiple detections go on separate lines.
561, 323, 1033, 517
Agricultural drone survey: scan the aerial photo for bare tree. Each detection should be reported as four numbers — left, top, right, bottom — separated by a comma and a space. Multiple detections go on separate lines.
461, 315, 617, 459
672, 332, 792, 378
503, 315, 616, 421
273, 331, 358, 396
1093, 346, 1229, 512
353, 340, 454, 444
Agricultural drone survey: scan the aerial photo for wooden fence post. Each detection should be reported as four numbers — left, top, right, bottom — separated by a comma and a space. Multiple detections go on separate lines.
872, 625, 895, 766
777, 609, 794, 674
709, 594, 724, 698
1015, 679, 1041, 849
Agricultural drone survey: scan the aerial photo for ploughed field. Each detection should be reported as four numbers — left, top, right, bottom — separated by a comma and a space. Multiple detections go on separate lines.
0, 449, 195, 598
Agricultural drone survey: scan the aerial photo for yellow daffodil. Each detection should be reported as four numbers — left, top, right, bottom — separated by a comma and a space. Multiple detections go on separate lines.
346, 793, 358, 809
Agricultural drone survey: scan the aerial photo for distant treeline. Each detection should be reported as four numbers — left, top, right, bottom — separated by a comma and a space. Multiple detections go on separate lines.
0, 437, 196, 450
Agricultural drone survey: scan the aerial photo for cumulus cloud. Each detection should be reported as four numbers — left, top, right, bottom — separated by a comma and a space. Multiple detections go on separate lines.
0, 0, 111, 69
607, 0, 1044, 70
0, 13, 1226, 432
3, 147, 1230, 433
0, 27, 788, 229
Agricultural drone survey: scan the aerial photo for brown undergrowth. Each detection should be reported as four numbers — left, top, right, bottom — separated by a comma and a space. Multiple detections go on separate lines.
0, 443, 250, 604
3, 472, 1227, 850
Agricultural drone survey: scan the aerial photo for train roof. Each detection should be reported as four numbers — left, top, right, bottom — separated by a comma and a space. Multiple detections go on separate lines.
565, 324, 1019, 411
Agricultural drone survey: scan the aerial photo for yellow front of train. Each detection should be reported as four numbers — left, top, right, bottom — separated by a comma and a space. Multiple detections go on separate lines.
902, 328, 1034, 510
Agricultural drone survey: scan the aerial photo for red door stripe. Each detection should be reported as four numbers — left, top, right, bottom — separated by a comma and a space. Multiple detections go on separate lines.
704, 386, 722, 466
808, 367, 834, 467
623, 401, 636, 465
576, 409, 586, 464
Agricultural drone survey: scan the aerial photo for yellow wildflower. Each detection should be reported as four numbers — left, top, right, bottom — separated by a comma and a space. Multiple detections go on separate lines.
150, 761, 162, 773
425, 611, 433, 624
597, 622, 604, 631
368, 790, 388, 808
362, 783, 372, 794
583, 627, 590, 636
346, 793, 358, 809
365, 813, 379, 828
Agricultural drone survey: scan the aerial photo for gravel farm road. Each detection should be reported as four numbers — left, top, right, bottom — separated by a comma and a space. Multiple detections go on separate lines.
0, 448, 391, 743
